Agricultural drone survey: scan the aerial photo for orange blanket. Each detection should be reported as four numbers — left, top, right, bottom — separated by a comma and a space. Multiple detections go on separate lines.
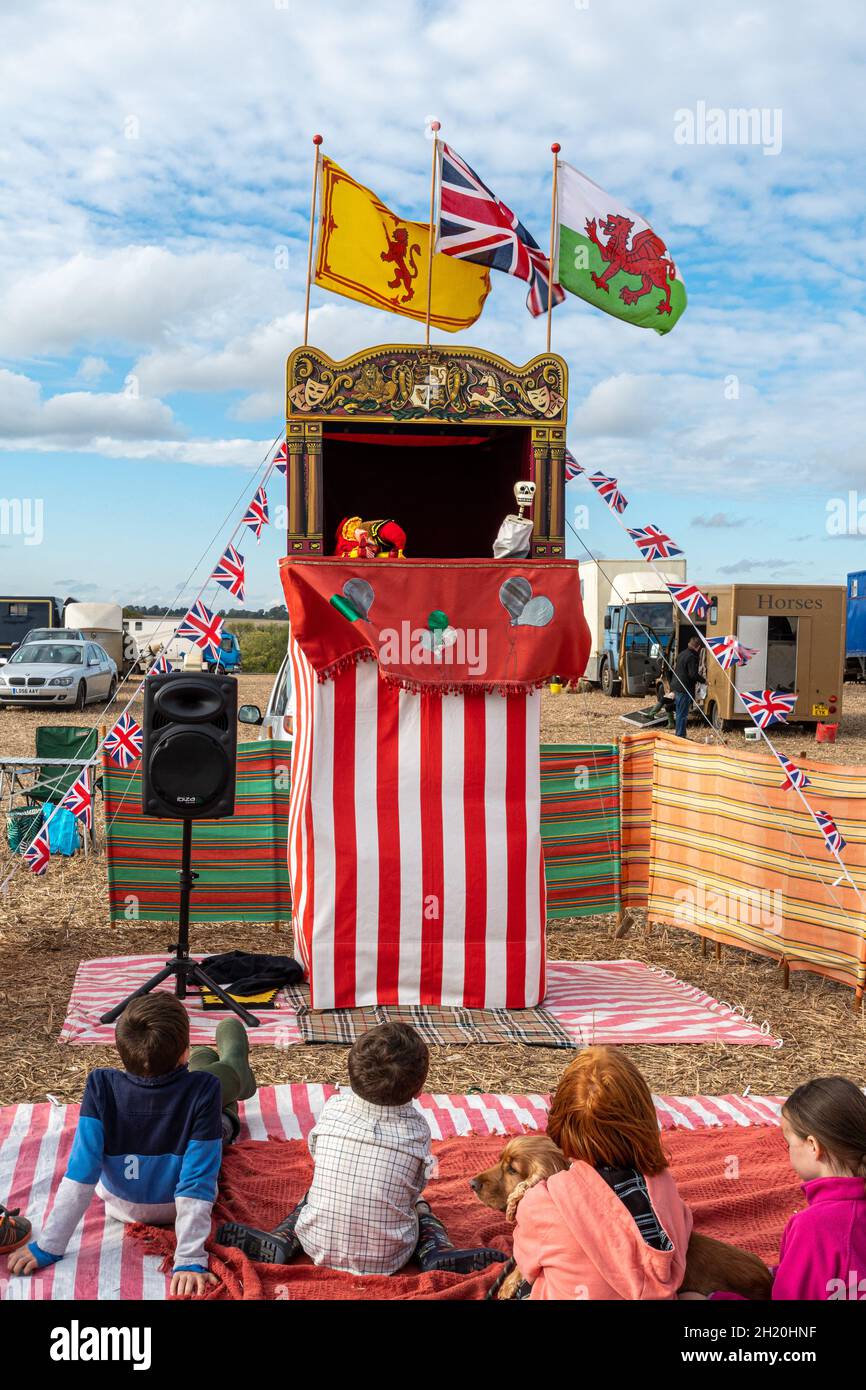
129, 1127, 801, 1300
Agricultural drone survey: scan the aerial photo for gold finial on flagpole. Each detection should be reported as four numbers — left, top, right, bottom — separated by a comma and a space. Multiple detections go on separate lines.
303, 134, 324, 347
547, 142, 561, 354
424, 120, 441, 347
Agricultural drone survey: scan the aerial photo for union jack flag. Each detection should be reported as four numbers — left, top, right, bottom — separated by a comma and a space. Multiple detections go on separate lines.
104, 713, 143, 768
739, 689, 797, 729
436, 143, 565, 318
177, 600, 223, 657
706, 635, 757, 670
148, 652, 173, 676
243, 485, 269, 541
777, 754, 811, 792
211, 543, 246, 602
816, 810, 846, 855
564, 449, 583, 481
588, 472, 628, 514
627, 525, 684, 561
274, 442, 288, 475
24, 825, 51, 875
60, 769, 93, 830
667, 584, 710, 620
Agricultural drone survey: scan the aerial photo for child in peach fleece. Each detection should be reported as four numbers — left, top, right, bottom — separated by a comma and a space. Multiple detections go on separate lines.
512, 1047, 692, 1300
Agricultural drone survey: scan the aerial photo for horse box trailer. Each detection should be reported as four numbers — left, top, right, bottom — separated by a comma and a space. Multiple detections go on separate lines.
680, 584, 846, 729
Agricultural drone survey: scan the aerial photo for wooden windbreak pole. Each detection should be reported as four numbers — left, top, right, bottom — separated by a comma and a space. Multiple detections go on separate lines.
303, 134, 323, 347
424, 120, 441, 346
546, 143, 561, 354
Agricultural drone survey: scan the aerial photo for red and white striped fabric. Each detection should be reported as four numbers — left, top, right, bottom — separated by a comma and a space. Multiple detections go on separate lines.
0, 1085, 790, 1301
288, 636, 546, 1009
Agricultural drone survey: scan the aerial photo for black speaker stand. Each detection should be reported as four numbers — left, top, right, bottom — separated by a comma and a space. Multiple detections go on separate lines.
100, 820, 260, 1027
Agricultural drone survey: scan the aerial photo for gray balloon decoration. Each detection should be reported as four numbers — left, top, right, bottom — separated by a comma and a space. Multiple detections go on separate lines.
499, 576, 533, 624
343, 578, 374, 621
515, 595, 554, 628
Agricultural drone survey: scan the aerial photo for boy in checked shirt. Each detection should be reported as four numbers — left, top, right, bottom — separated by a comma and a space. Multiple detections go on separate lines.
217, 1022, 507, 1276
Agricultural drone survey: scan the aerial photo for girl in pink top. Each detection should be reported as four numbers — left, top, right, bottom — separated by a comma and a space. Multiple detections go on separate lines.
512, 1047, 693, 1300
708, 1076, 866, 1302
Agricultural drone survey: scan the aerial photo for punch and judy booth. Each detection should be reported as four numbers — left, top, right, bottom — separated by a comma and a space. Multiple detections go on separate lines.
279, 343, 590, 1008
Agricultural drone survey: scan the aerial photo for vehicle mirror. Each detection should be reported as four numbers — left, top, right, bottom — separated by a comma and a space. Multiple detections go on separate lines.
603, 614, 611, 631
650, 643, 661, 659
238, 704, 263, 725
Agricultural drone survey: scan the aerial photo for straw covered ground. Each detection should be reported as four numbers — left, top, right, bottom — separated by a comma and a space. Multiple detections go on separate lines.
1, 677, 865, 1107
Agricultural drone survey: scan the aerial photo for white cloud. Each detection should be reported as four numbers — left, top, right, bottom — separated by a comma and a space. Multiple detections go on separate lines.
0, 367, 180, 446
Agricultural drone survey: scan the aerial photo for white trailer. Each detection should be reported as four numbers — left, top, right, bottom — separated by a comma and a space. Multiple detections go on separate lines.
124, 616, 198, 667
65, 601, 138, 676
580, 557, 687, 695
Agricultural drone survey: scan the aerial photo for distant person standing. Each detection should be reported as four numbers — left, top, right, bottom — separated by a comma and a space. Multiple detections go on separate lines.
672, 635, 702, 738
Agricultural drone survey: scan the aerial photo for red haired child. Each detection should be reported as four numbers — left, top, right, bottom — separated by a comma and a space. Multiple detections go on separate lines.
512, 1046, 693, 1300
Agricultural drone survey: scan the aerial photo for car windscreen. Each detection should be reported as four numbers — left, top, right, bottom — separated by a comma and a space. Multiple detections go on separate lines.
10, 643, 84, 665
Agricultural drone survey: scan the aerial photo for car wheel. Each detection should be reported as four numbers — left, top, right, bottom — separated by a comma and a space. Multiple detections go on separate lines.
600, 659, 620, 697
107, 677, 117, 703
708, 700, 725, 733
75, 681, 87, 711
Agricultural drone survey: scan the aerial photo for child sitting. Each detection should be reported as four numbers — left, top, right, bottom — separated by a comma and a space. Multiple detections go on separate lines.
217, 1021, 507, 1277
705, 1075, 866, 1301
512, 1046, 693, 1300
6, 994, 257, 1298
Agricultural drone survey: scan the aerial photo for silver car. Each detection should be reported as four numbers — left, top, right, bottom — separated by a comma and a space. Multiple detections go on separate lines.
0, 639, 118, 710
238, 647, 293, 741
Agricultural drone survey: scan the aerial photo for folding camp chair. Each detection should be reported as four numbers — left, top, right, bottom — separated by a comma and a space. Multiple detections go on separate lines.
25, 726, 100, 851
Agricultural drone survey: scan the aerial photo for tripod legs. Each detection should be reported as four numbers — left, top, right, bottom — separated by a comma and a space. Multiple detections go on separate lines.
98, 820, 260, 1028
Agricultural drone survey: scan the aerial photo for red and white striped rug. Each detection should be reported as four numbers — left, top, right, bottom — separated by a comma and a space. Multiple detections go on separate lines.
542, 960, 780, 1046
0, 1084, 784, 1302
58, 956, 778, 1048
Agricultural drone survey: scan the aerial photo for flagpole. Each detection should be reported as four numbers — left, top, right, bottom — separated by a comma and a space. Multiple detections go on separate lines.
424, 120, 441, 346
303, 134, 323, 347
546, 142, 560, 353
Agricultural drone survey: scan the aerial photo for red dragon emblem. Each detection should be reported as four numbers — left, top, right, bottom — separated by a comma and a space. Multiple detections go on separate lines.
585, 213, 676, 316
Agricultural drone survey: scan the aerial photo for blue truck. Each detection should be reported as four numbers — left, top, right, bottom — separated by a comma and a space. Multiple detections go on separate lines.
846, 571, 866, 681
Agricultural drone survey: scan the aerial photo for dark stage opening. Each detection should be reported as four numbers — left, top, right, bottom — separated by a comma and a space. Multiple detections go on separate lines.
321, 424, 531, 559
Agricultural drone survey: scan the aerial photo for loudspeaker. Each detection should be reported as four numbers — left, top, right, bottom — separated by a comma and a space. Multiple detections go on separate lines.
142, 672, 237, 819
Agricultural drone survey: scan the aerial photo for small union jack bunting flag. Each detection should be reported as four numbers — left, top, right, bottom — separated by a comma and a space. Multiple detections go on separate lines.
243, 485, 269, 541
104, 713, 144, 768
274, 442, 288, 475
24, 825, 51, 875
148, 652, 172, 676
59, 770, 93, 830
177, 600, 223, 656
739, 689, 797, 729
706, 635, 758, 670
588, 473, 628, 514
627, 525, 684, 561
564, 449, 583, 481
211, 543, 246, 602
667, 583, 710, 620
816, 810, 846, 855
777, 753, 811, 792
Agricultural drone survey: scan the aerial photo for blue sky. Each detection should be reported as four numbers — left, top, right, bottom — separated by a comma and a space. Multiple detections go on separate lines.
1, 0, 865, 610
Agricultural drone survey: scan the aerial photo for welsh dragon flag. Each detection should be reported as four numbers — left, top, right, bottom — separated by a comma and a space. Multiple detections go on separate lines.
555, 161, 686, 333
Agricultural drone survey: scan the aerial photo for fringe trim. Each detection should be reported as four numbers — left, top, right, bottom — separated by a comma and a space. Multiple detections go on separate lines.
312, 648, 554, 696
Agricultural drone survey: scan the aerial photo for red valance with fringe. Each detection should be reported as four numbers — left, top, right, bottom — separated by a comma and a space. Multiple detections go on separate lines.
279, 556, 590, 694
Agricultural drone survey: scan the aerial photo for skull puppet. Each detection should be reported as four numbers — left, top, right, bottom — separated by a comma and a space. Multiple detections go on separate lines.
513, 481, 536, 519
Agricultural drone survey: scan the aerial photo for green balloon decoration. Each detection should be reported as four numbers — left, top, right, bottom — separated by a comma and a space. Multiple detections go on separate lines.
428, 609, 449, 632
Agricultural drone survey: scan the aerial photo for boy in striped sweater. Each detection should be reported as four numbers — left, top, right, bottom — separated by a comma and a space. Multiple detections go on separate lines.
6, 994, 256, 1297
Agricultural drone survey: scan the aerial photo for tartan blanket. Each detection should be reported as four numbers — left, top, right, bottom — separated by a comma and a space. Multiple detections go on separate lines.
283, 983, 572, 1048
103, 743, 620, 923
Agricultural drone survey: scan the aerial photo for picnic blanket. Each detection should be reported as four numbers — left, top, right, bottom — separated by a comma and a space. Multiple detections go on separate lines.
58, 958, 777, 1048
126, 1125, 800, 1300
286, 983, 572, 1048
103, 743, 619, 924
0, 1086, 792, 1302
